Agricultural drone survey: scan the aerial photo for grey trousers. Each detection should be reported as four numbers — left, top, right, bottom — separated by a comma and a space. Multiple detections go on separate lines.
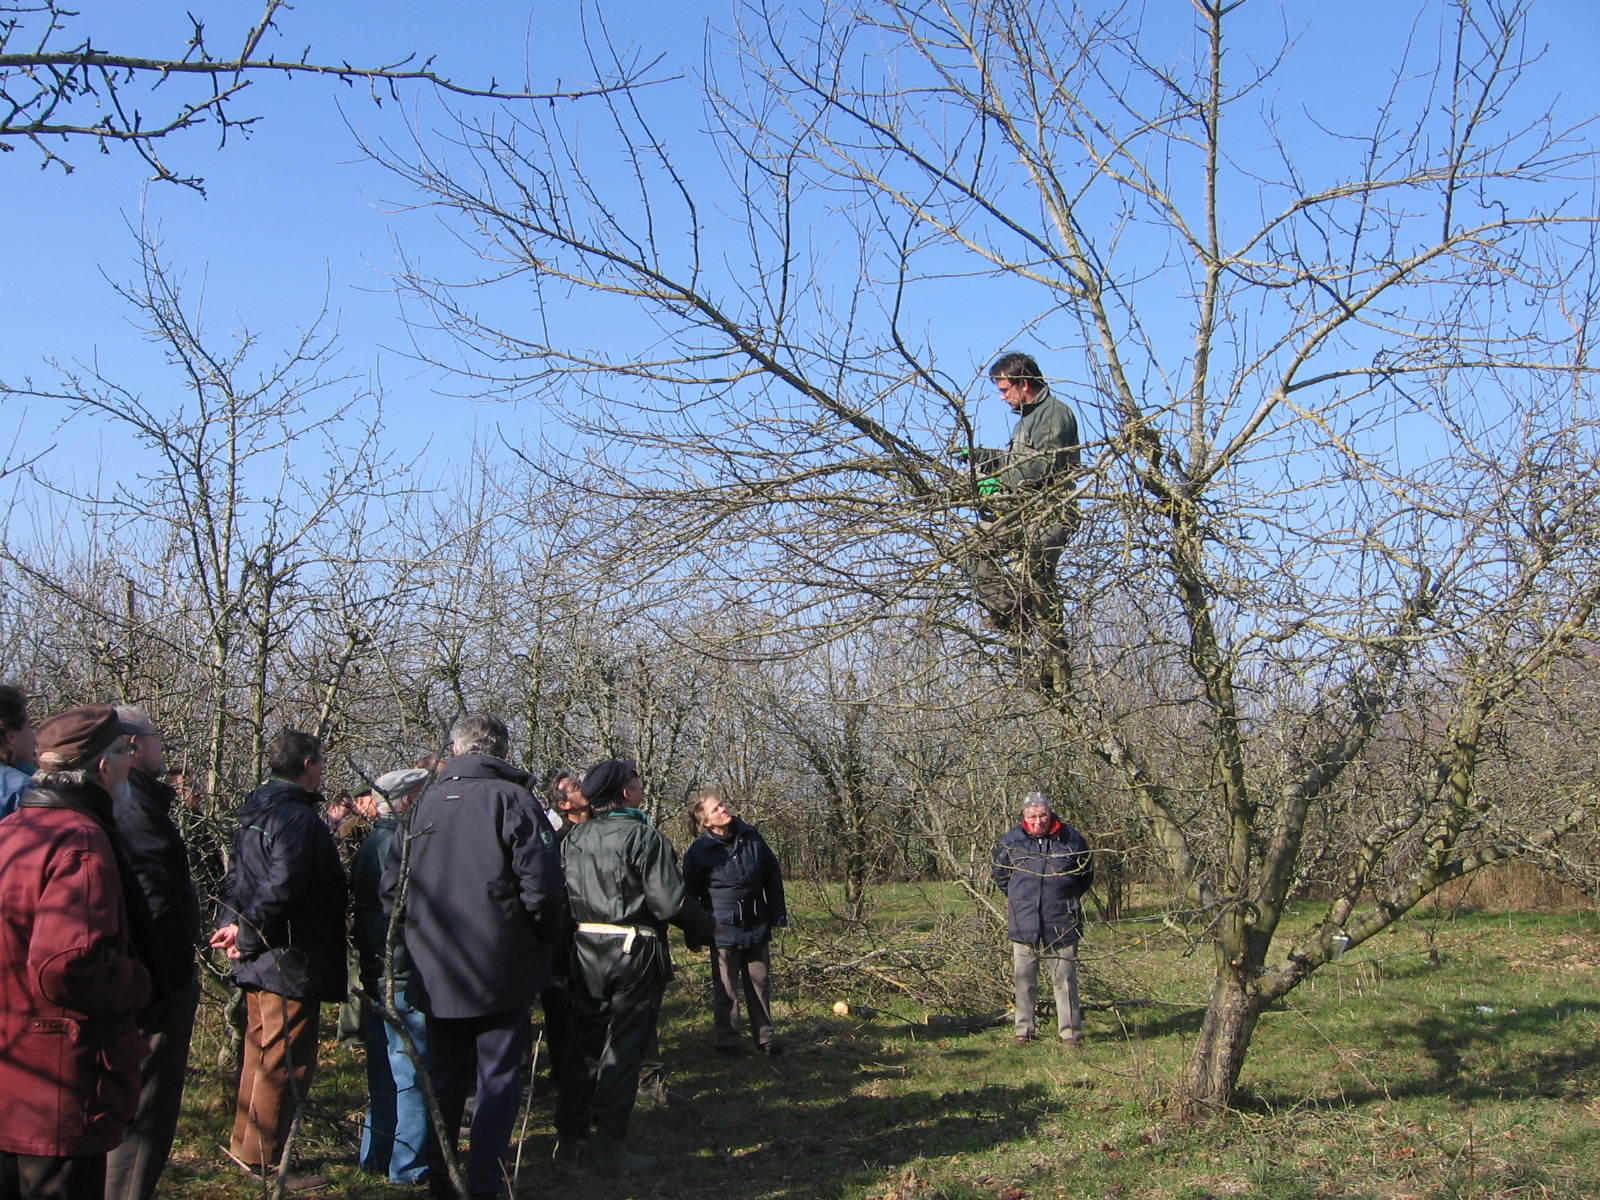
1, 1154, 105, 1200
711, 942, 774, 1049
104, 977, 200, 1200
1012, 941, 1080, 1039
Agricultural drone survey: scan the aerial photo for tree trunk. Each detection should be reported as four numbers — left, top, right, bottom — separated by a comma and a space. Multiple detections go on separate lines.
1174, 962, 1263, 1117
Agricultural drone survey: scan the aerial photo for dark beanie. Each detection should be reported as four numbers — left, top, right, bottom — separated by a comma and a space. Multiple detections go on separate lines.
580, 758, 637, 805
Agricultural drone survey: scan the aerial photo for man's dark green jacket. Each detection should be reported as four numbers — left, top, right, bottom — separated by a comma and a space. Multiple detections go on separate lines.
971, 388, 1081, 489
561, 808, 715, 942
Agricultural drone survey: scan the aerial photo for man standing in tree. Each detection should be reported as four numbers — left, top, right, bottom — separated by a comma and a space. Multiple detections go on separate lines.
960, 352, 1082, 635
559, 759, 717, 1175
992, 793, 1094, 1048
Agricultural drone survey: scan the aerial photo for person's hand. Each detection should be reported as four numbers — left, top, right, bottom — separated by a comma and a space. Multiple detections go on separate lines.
952, 446, 971, 462
977, 477, 1001, 497
712, 921, 724, 936
209, 923, 242, 961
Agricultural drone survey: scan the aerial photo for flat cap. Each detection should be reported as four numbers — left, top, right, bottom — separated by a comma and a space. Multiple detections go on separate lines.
374, 768, 431, 800
580, 758, 638, 804
36, 704, 140, 771
114, 705, 160, 737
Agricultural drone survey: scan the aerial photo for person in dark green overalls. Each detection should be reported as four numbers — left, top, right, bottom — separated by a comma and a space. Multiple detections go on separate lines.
558, 759, 717, 1175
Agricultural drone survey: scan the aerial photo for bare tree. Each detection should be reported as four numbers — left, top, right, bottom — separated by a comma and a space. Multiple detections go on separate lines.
387, 0, 1600, 1113
0, 0, 660, 188
0, 230, 414, 804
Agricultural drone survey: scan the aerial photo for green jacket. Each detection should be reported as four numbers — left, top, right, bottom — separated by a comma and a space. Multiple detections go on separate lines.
973, 388, 1081, 489
561, 809, 715, 939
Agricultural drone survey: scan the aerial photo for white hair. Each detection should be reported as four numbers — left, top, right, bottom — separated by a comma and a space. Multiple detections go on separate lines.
1020, 791, 1053, 814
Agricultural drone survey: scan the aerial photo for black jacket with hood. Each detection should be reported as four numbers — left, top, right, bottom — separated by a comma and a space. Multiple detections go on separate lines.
217, 777, 348, 1001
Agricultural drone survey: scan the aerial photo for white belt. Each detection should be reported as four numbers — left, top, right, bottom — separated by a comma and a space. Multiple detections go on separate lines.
576, 923, 657, 953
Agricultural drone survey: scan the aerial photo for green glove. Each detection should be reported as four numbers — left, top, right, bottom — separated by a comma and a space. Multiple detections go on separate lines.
977, 477, 1001, 497
952, 446, 970, 462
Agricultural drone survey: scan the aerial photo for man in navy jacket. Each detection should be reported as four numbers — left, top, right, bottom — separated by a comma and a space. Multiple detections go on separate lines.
382, 714, 563, 1200
683, 795, 786, 1055
212, 729, 347, 1191
991, 793, 1093, 1046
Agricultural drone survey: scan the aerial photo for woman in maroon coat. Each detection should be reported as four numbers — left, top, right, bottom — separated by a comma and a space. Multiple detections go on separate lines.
0, 705, 155, 1200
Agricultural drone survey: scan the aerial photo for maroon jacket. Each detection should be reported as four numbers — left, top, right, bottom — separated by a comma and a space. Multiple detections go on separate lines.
0, 788, 153, 1155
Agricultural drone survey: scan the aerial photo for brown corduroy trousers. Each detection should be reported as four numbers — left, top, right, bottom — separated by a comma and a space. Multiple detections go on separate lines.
228, 991, 322, 1169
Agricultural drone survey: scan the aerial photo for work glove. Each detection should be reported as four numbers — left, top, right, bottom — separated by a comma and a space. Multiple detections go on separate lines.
977, 477, 1001, 497
952, 446, 970, 462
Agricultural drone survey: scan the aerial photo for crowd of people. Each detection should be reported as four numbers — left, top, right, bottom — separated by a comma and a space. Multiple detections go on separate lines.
0, 686, 1095, 1200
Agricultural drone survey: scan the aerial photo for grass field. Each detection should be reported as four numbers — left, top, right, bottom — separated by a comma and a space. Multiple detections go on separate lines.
162, 890, 1600, 1199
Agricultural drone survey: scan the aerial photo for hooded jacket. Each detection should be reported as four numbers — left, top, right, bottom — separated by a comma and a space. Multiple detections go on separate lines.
381, 754, 563, 1019
683, 817, 787, 950
217, 777, 349, 1001
0, 781, 153, 1156
992, 817, 1094, 948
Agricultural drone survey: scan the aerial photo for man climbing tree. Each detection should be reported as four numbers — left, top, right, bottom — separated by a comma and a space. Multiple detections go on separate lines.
959, 353, 1082, 686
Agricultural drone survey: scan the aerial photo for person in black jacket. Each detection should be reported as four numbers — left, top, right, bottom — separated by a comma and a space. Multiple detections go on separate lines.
381, 714, 563, 1200
991, 793, 1093, 1047
351, 767, 431, 1185
682, 794, 786, 1056
104, 707, 202, 1200
211, 730, 347, 1192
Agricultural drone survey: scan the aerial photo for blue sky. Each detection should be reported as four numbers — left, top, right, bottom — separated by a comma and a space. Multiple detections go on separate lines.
3, 0, 1599, 520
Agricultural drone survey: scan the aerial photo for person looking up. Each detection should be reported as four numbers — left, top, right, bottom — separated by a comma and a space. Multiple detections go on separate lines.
683, 794, 787, 1056
104, 707, 202, 1200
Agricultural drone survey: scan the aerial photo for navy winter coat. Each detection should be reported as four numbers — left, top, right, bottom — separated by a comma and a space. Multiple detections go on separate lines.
991, 819, 1093, 948
382, 754, 563, 1019
217, 778, 349, 1001
682, 818, 787, 950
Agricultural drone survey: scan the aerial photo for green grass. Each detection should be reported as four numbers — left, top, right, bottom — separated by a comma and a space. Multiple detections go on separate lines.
161, 898, 1600, 1199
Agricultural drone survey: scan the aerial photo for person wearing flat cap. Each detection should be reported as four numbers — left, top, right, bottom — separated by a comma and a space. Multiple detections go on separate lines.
351, 767, 432, 1184
558, 758, 717, 1175
0, 705, 162, 1200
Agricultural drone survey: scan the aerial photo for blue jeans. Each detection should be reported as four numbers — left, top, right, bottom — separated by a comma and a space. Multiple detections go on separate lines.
359, 1002, 430, 1183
